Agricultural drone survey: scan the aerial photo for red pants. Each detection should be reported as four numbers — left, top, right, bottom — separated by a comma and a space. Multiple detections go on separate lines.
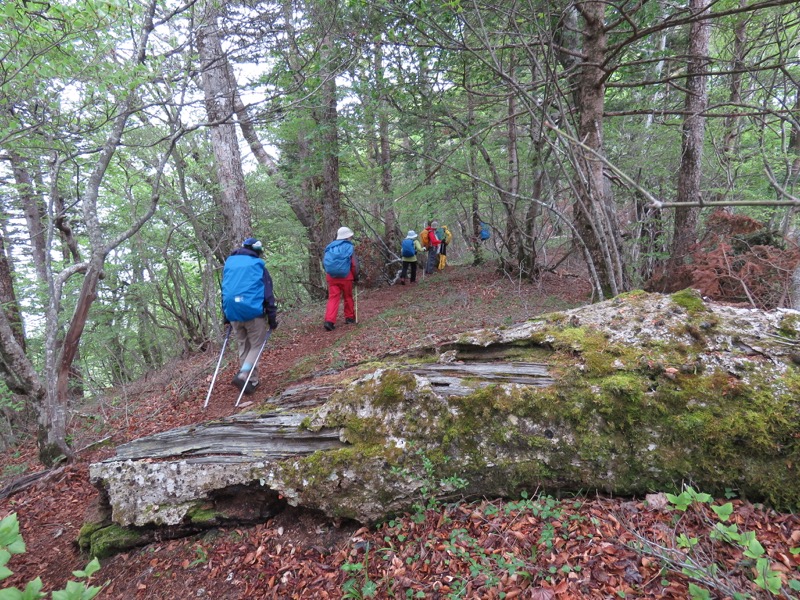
325, 278, 354, 323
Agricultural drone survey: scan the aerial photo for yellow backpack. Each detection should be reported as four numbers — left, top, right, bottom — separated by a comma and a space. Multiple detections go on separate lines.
420, 228, 430, 249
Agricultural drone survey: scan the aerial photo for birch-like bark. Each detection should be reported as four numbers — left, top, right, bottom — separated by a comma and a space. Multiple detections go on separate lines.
197, 2, 251, 253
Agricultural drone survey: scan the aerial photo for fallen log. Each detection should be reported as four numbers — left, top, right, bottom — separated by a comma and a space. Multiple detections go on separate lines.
83, 290, 800, 558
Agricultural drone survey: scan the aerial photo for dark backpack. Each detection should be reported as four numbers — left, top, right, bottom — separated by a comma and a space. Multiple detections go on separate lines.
222, 254, 265, 322
323, 240, 354, 278
401, 238, 416, 258
480, 223, 491, 240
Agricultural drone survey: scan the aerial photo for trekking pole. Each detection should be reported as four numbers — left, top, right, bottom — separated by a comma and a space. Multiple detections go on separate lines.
203, 324, 232, 410
354, 284, 358, 323
234, 329, 272, 408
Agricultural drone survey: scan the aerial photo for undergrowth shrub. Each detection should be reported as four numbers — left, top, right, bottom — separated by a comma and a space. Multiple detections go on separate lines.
0, 512, 102, 600
647, 211, 800, 309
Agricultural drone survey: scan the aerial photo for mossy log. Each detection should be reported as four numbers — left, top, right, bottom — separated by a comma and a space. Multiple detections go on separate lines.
85, 290, 800, 558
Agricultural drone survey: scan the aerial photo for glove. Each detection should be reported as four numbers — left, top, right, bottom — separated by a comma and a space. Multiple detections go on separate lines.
223, 315, 230, 325
269, 319, 278, 330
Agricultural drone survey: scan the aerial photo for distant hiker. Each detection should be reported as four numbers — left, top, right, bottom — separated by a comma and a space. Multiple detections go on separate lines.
221, 237, 278, 395
399, 230, 424, 285
323, 226, 360, 331
423, 220, 441, 275
479, 221, 491, 242
436, 223, 453, 270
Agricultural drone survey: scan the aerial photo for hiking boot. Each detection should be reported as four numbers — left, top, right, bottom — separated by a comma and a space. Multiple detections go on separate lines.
231, 372, 248, 390
324, 321, 335, 331
243, 380, 258, 395
399, 278, 406, 285
345, 317, 356, 324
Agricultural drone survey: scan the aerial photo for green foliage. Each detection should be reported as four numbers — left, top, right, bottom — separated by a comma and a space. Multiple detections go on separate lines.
634, 485, 800, 599
0, 514, 102, 600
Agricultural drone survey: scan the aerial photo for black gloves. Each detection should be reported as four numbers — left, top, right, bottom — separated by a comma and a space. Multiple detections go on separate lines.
269, 318, 278, 330
223, 315, 230, 325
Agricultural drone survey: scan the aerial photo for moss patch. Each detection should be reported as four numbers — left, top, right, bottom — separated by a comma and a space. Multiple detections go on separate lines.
670, 288, 708, 315
79, 524, 145, 559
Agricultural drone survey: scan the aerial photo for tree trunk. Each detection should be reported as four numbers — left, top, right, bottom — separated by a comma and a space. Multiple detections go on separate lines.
8, 153, 48, 283
197, 3, 252, 253
467, 84, 484, 265
573, 1, 625, 298
376, 40, 400, 258
319, 34, 342, 248
0, 230, 25, 351
669, 0, 711, 271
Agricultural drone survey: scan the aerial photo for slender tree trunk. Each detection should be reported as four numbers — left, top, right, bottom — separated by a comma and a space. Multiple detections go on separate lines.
466, 81, 484, 265
780, 92, 800, 235
319, 34, 342, 248
670, 0, 711, 271
573, 1, 626, 298
8, 153, 48, 283
0, 230, 25, 351
376, 40, 400, 256
503, 67, 521, 268
197, 3, 252, 253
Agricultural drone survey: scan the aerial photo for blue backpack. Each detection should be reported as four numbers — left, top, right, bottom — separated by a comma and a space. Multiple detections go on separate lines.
401, 238, 416, 258
480, 223, 491, 240
222, 254, 265, 322
324, 240, 354, 278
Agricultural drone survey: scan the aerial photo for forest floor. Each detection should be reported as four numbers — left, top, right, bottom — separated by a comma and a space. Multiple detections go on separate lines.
1, 261, 799, 599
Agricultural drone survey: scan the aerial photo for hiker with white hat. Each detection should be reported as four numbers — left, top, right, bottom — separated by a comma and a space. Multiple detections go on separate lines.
398, 230, 424, 285
321, 226, 360, 331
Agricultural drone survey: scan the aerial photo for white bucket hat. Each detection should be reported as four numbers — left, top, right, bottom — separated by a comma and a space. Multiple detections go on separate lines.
336, 226, 354, 240
406, 230, 418, 239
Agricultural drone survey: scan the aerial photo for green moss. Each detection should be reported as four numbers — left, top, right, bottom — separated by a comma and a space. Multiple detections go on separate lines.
371, 370, 417, 408
777, 313, 800, 340
79, 524, 144, 559
615, 289, 648, 300
187, 504, 219, 525
342, 416, 388, 445
670, 288, 708, 315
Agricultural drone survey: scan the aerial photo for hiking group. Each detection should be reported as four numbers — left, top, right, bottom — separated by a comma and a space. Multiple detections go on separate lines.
399, 220, 452, 284
213, 221, 454, 399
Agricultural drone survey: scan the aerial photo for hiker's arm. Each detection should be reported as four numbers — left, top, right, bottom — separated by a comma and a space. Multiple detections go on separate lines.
262, 269, 278, 328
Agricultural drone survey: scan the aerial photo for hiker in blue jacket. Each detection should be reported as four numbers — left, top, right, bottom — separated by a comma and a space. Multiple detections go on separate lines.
221, 237, 278, 395
323, 226, 359, 331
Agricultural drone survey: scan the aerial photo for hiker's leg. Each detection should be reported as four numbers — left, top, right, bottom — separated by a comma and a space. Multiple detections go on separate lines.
400, 261, 409, 281
410, 261, 417, 282
425, 250, 435, 274
232, 321, 249, 367
241, 318, 267, 383
342, 280, 355, 320
325, 281, 342, 323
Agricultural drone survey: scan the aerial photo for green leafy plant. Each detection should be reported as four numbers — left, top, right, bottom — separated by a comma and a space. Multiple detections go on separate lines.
627, 485, 799, 599
340, 546, 377, 599
0, 513, 103, 600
